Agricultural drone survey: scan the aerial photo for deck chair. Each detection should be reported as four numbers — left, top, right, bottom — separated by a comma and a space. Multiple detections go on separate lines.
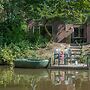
53, 49, 60, 65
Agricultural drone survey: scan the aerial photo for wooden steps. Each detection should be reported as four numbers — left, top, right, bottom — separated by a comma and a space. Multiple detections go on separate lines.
70, 45, 82, 55
69, 45, 82, 61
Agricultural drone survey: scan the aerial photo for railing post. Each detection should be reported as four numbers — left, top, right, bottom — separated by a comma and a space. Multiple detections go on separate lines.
87, 56, 88, 68
87, 55, 89, 69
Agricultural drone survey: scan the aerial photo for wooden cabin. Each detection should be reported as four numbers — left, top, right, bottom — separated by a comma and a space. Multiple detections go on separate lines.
51, 21, 90, 44
28, 20, 90, 44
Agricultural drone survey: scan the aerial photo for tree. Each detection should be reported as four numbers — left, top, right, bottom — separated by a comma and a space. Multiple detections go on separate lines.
37, 0, 90, 23
36, 0, 90, 37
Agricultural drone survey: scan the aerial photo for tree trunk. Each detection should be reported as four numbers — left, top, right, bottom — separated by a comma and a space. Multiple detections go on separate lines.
44, 24, 52, 37
44, 18, 52, 37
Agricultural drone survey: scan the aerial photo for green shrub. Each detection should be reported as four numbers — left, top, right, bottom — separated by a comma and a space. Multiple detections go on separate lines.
0, 39, 50, 65
8, 42, 38, 59
0, 46, 14, 65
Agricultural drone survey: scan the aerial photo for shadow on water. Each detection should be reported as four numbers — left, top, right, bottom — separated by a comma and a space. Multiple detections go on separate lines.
0, 66, 90, 90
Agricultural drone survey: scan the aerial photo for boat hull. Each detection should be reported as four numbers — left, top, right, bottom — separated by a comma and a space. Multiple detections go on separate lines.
14, 59, 49, 68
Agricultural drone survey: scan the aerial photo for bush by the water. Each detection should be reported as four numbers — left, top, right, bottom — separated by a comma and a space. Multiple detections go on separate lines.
0, 41, 49, 65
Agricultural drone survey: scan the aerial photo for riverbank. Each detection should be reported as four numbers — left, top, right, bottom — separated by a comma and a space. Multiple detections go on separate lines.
0, 42, 90, 67
35, 42, 90, 60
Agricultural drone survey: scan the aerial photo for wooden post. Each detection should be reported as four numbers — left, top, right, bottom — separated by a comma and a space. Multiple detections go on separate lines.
87, 55, 89, 69
87, 55, 89, 68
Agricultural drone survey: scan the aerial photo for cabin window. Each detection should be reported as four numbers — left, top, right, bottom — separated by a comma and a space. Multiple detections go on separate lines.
74, 28, 84, 37
71, 27, 86, 43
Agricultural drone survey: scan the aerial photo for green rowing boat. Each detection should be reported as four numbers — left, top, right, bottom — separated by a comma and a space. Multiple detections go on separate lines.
14, 58, 50, 68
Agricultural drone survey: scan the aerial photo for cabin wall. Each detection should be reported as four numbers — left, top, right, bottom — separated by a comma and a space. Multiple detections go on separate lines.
83, 24, 87, 39
87, 24, 90, 43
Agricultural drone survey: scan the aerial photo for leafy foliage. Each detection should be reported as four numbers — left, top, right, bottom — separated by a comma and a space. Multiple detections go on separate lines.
0, 46, 14, 65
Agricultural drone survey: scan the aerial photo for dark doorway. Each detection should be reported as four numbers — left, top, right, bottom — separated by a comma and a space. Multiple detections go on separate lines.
71, 27, 87, 43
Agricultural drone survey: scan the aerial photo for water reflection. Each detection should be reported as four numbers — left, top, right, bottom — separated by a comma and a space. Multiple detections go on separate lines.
0, 66, 49, 90
50, 70, 90, 90
0, 66, 90, 90
0, 66, 14, 87
14, 68, 49, 90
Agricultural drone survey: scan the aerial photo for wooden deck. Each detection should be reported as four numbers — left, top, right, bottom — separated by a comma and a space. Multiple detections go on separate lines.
49, 64, 89, 70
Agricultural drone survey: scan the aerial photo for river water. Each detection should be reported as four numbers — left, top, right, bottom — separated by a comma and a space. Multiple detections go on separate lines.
0, 66, 90, 90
